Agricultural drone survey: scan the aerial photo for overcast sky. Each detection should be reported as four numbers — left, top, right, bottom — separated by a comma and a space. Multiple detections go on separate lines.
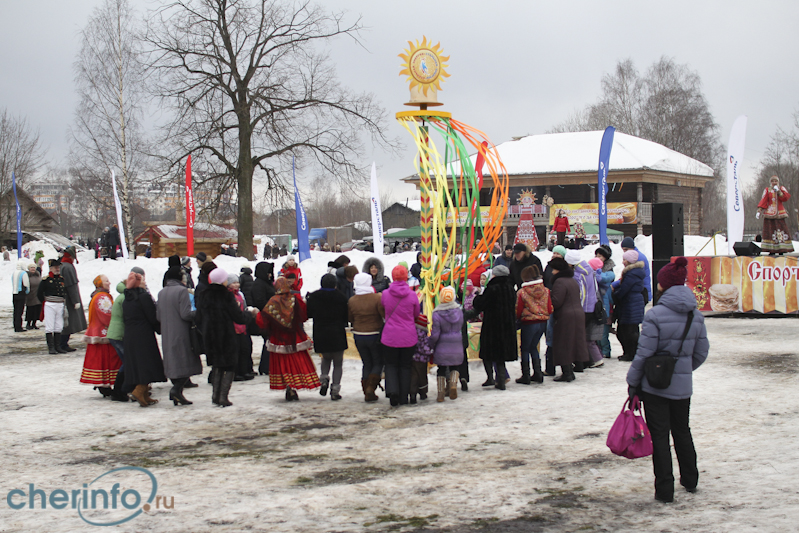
2, 0, 798, 204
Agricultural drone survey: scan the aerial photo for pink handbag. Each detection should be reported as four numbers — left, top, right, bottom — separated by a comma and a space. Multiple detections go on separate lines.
607, 396, 653, 459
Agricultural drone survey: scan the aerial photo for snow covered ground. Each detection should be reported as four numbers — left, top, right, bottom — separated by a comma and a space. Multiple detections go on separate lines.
0, 235, 798, 532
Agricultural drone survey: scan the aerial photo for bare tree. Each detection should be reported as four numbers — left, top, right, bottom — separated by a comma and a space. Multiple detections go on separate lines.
143, 0, 399, 257
0, 109, 45, 238
68, 0, 149, 253
549, 57, 725, 231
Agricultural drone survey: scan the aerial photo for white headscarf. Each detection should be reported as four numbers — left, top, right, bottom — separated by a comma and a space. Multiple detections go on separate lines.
353, 272, 374, 295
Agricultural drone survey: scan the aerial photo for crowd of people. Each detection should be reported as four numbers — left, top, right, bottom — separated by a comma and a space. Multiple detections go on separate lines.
9, 235, 710, 502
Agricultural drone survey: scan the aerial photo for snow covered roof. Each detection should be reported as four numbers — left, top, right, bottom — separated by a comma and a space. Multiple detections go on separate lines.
428, 131, 714, 179
386, 200, 421, 212
143, 223, 238, 241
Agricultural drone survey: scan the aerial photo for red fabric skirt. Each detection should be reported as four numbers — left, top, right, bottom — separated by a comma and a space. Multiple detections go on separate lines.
269, 350, 321, 390
762, 218, 794, 253
80, 344, 122, 387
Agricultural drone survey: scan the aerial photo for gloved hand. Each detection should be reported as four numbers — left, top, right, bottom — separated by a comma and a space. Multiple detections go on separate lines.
74, 303, 81, 310
628, 385, 640, 403
756, 211, 761, 220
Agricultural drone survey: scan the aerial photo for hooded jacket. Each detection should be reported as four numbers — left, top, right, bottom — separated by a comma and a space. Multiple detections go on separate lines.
239, 266, 255, 304
363, 257, 390, 293
515, 280, 552, 323
380, 280, 420, 348
429, 306, 465, 366
614, 261, 645, 324
251, 262, 276, 310
572, 260, 598, 313
627, 285, 709, 400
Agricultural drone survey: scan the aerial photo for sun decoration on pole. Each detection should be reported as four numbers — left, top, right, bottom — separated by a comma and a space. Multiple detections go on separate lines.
399, 36, 450, 107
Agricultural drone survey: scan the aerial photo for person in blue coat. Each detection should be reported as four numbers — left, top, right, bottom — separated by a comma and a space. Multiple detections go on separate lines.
626, 257, 709, 503
612, 250, 646, 361
620, 236, 652, 302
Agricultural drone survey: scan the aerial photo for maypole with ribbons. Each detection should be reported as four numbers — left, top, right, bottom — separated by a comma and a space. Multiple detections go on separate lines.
397, 37, 509, 318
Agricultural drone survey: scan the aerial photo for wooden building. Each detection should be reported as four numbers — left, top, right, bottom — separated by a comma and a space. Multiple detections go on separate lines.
382, 200, 422, 231
134, 222, 248, 258
0, 186, 58, 247
402, 131, 715, 242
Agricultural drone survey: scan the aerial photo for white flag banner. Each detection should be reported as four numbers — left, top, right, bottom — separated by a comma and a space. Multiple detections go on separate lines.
370, 162, 384, 256
111, 170, 129, 259
726, 115, 747, 255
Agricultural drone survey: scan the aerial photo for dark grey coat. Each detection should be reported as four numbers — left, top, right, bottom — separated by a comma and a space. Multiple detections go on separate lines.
157, 280, 201, 379
60, 262, 87, 334
627, 285, 709, 400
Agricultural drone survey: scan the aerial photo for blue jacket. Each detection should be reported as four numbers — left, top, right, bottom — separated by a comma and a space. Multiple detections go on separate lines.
595, 267, 615, 316
627, 285, 709, 400
637, 249, 652, 301
614, 261, 645, 324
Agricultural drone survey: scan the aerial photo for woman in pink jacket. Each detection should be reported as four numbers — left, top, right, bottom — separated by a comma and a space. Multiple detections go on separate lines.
380, 265, 420, 407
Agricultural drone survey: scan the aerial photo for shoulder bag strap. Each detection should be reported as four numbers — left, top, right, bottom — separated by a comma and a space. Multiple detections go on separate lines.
675, 310, 694, 356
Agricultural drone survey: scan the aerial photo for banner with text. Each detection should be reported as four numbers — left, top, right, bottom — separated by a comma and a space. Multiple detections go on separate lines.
726, 116, 747, 255
446, 206, 492, 226
548, 202, 638, 226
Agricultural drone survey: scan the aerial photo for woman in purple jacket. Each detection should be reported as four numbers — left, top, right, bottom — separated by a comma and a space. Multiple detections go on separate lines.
380, 265, 420, 406
429, 286, 464, 402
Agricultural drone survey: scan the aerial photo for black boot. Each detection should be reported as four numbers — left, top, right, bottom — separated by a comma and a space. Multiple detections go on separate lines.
554, 365, 575, 382
481, 359, 495, 387
211, 368, 223, 405
494, 362, 507, 390
516, 358, 531, 385
184, 378, 198, 388
53, 333, 67, 354
532, 359, 544, 383
60, 333, 76, 352
217, 371, 235, 407
46, 333, 57, 354
110, 370, 129, 402
573, 361, 584, 373
169, 378, 193, 406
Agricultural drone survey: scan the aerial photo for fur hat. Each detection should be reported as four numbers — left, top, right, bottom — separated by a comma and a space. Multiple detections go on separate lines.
209, 268, 228, 285
623, 250, 639, 264
594, 246, 611, 260
565, 250, 582, 265
657, 257, 688, 291
549, 257, 570, 273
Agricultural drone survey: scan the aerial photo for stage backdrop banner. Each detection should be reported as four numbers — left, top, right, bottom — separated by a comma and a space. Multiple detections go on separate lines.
549, 202, 638, 226
683, 255, 799, 314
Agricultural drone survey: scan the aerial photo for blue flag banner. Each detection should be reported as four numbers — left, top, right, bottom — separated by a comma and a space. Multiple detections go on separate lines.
597, 127, 616, 246
293, 157, 311, 263
12, 172, 21, 258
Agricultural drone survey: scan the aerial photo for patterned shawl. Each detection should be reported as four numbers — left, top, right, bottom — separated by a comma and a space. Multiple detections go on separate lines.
265, 277, 295, 328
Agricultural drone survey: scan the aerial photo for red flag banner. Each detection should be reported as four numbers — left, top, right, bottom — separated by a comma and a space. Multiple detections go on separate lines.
186, 155, 195, 256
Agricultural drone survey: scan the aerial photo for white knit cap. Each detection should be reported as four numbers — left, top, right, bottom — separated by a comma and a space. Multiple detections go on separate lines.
565, 250, 582, 265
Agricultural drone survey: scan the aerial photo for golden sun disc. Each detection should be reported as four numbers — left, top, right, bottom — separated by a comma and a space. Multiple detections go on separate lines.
399, 36, 450, 96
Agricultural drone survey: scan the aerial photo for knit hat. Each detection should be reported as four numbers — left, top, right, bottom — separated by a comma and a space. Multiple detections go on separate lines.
354, 273, 374, 295
439, 286, 456, 304
130, 266, 145, 275
623, 250, 639, 264
504, 244, 513, 251
620, 237, 635, 250
227, 273, 239, 285
565, 250, 582, 265
196, 252, 207, 263
492, 265, 510, 277
462, 278, 475, 293
595, 246, 611, 260
392, 264, 409, 282
320, 273, 337, 289
552, 245, 567, 258
548, 257, 570, 272
181, 256, 191, 266
588, 258, 604, 271
209, 268, 228, 285
415, 313, 428, 328
398, 261, 409, 270
513, 242, 527, 253
657, 257, 688, 291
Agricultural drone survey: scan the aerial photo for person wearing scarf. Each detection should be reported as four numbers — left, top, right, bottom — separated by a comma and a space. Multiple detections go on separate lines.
348, 272, 385, 402
80, 275, 121, 397
307, 274, 349, 400
429, 286, 465, 402
756, 175, 794, 255
256, 277, 320, 401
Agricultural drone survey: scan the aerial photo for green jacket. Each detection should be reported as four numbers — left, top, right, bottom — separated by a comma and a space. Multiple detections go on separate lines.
106, 281, 127, 341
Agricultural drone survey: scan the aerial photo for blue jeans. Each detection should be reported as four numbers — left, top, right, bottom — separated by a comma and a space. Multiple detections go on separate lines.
354, 334, 383, 379
598, 324, 612, 357
520, 322, 547, 364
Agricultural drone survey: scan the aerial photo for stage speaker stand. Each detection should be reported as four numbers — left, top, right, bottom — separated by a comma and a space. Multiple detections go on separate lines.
651, 203, 685, 297
733, 241, 761, 256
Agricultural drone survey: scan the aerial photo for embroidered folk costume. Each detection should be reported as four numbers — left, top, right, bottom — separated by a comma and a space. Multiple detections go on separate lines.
757, 176, 794, 255
80, 276, 121, 389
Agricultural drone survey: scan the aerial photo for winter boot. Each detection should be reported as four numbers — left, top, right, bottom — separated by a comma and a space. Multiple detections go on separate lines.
364, 373, 380, 402
53, 333, 67, 354
217, 371, 235, 407
169, 378, 192, 406
449, 370, 459, 400
554, 365, 575, 382
516, 358, 531, 385
46, 333, 57, 354
481, 360, 495, 387
319, 376, 329, 396
330, 384, 341, 401
532, 359, 544, 383
110, 371, 129, 402
130, 385, 150, 407
437, 376, 447, 402
143, 386, 158, 405
211, 367, 224, 405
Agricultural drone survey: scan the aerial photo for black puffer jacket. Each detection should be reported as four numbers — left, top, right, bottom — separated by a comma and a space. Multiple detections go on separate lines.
240, 267, 255, 306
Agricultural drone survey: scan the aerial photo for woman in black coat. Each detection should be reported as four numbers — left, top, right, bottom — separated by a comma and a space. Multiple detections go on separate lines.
195, 268, 253, 407
122, 272, 166, 406
472, 265, 518, 390
306, 274, 349, 400
251, 262, 276, 375
239, 266, 255, 305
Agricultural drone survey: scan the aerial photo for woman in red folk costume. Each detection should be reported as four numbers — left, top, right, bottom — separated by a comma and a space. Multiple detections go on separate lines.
257, 277, 320, 401
279, 256, 303, 292
756, 175, 794, 255
80, 275, 121, 397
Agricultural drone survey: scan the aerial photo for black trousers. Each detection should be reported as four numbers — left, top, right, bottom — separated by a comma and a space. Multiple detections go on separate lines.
12, 293, 26, 331
616, 323, 640, 358
26, 304, 41, 325
235, 334, 254, 376
382, 345, 414, 403
642, 392, 698, 498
